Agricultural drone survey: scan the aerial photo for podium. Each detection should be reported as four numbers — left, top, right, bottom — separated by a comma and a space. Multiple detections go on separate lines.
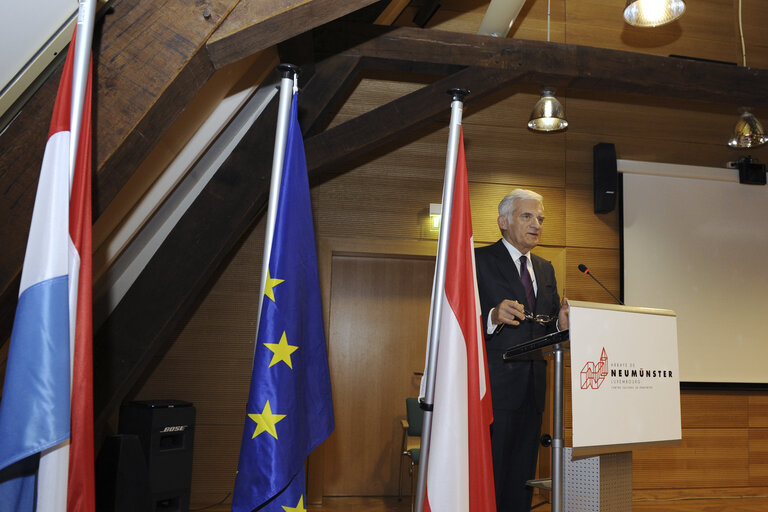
503, 301, 681, 512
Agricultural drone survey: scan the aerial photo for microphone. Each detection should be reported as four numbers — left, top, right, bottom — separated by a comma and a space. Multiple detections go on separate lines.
578, 264, 624, 305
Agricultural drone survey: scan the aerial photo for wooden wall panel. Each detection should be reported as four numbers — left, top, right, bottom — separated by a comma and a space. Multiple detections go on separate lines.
634, 428, 750, 488
681, 390, 749, 428
328, 77, 431, 128
749, 428, 768, 485
564, 187, 619, 250
463, 126, 566, 189
566, 90, 738, 147
750, 395, 768, 427
312, 171, 566, 247
323, 254, 434, 496
563, 247, 620, 303
743, 1, 768, 69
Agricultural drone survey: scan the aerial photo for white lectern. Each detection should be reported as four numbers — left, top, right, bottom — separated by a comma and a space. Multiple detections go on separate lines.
504, 301, 681, 512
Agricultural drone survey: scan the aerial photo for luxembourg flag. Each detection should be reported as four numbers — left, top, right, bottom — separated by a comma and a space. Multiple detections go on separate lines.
424, 129, 495, 512
0, 27, 94, 512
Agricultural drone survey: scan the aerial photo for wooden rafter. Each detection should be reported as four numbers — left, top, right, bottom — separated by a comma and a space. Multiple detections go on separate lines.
206, 0, 381, 70
313, 23, 768, 108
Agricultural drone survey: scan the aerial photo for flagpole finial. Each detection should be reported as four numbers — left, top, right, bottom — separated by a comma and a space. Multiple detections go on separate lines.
447, 88, 470, 102
277, 63, 301, 78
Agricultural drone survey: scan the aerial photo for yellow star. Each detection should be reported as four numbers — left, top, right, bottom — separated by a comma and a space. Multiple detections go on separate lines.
264, 332, 299, 369
264, 271, 284, 302
248, 400, 286, 439
282, 496, 306, 512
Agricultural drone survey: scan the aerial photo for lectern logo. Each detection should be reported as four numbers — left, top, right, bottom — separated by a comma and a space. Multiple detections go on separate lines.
580, 348, 609, 389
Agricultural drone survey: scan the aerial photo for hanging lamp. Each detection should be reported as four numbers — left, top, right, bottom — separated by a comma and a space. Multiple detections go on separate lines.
728, 108, 768, 148
623, 0, 686, 28
528, 88, 568, 132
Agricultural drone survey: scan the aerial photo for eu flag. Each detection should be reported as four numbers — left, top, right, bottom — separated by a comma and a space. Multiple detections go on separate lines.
232, 90, 334, 512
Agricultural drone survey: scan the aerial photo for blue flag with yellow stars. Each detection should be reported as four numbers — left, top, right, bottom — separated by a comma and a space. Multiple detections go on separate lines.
232, 90, 334, 512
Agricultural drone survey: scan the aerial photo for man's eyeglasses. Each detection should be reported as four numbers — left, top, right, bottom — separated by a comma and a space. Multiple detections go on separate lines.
523, 311, 556, 325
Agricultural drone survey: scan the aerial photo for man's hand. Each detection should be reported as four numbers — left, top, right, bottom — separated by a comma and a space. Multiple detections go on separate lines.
558, 297, 570, 330
492, 299, 526, 327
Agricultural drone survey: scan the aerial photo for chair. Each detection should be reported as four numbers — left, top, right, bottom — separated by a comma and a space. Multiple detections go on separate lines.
398, 397, 424, 506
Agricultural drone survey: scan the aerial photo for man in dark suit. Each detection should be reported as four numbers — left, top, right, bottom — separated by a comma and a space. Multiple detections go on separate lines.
475, 189, 569, 512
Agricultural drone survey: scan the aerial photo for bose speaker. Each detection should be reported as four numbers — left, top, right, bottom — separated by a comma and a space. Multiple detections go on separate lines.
593, 142, 618, 213
95, 434, 154, 512
118, 400, 196, 512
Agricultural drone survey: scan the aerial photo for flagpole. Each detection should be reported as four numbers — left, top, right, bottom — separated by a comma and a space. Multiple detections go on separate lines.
254, 63, 298, 351
70, 0, 97, 187
414, 88, 469, 512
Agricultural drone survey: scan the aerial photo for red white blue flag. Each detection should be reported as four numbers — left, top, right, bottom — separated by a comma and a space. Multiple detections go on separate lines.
0, 27, 94, 512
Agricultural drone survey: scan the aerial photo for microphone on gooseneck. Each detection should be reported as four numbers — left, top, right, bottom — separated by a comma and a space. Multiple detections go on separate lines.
578, 264, 624, 305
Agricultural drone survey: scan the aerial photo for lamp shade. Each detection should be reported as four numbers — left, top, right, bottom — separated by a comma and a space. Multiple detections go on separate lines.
528, 88, 568, 132
728, 109, 768, 149
623, 0, 686, 27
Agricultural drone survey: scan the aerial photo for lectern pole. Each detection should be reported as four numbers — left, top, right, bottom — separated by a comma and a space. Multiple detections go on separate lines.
552, 347, 564, 512
502, 330, 569, 512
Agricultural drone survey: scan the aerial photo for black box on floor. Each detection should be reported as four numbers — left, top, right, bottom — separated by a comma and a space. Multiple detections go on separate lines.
95, 434, 154, 512
118, 400, 196, 512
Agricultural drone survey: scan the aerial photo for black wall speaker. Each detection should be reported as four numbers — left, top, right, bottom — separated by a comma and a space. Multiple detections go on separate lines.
118, 400, 196, 512
593, 142, 618, 213
95, 434, 153, 512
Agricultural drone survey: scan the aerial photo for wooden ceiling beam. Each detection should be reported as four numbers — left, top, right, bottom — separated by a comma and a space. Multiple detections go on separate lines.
206, 0, 381, 70
305, 65, 523, 179
315, 23, 768, 107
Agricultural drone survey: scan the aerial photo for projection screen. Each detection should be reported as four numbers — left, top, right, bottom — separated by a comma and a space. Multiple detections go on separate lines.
621, 161, 768, 384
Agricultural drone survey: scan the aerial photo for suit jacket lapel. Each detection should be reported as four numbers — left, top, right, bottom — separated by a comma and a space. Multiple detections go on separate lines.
490, 240, 527, 301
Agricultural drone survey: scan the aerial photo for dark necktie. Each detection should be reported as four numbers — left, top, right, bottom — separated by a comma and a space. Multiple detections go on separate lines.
519, 255, 536, 314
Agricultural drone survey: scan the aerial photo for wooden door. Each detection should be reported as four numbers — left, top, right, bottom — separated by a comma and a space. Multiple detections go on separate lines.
323, 254, 435, 496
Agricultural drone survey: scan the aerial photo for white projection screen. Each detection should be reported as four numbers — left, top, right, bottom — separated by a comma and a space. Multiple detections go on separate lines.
622, 163, 768, 384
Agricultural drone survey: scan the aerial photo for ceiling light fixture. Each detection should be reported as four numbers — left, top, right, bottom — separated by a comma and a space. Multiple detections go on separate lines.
527, 0, 567, 132
528, 87, 568, 132
728, 108, 768, 149
623, 0, 686, 28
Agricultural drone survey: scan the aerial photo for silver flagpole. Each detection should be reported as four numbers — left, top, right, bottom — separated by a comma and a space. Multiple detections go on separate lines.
254, 64, 298, 352
414, 88, 470, 512
70, 0, 97, 187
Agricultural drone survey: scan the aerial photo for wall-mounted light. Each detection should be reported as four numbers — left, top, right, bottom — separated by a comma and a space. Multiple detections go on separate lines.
429, 203, 442, 228
623, 0, 686, 28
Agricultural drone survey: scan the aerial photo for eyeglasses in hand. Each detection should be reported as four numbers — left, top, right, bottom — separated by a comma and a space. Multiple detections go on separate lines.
523, 311, 556, 325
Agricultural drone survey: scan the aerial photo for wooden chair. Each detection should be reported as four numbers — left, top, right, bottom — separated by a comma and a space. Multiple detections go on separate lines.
398, 397, 423, 508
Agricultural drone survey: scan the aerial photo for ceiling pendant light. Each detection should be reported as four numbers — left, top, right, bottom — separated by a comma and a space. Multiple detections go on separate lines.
623, 0, 686, 27
728, 108, 768, 149
528, 88, 568, 132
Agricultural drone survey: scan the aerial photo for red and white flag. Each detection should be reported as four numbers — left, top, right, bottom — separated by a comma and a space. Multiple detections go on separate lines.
424, 128, 495, 512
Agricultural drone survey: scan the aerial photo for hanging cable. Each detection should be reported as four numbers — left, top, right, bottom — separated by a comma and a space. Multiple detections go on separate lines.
738, 0, 746, 66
